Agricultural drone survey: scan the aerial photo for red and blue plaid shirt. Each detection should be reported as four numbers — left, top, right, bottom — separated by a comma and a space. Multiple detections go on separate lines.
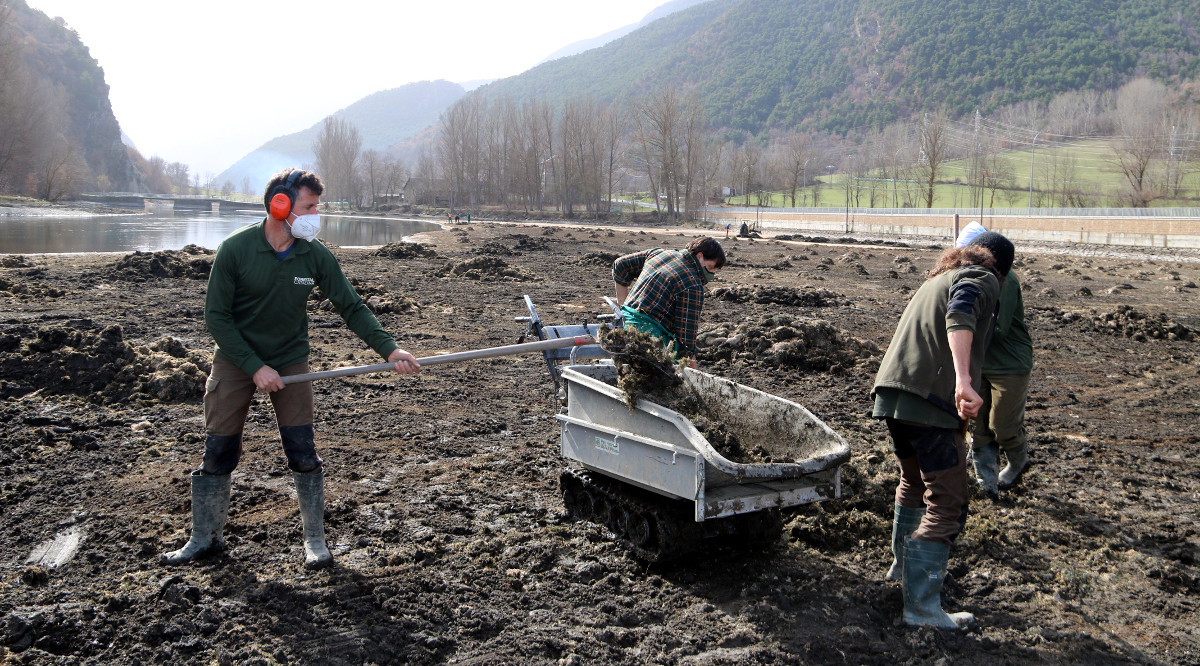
613, 249, 706, 355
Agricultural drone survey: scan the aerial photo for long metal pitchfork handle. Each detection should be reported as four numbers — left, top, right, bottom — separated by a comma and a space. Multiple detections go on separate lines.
280, 335, 595, 385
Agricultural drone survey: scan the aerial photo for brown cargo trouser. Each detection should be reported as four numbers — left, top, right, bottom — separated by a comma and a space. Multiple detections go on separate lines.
887, 419, 970, 544
203, 356, 313, 435
199, 357, 317, 474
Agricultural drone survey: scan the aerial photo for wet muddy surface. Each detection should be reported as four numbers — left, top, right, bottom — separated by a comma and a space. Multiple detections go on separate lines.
1, 221, 1198, 664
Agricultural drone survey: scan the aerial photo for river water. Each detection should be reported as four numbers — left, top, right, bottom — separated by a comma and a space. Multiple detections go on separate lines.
0, 211, 441, 254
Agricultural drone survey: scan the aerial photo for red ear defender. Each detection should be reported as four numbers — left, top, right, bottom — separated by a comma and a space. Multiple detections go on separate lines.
269, 192, 292, 220
267, 169, 303, 220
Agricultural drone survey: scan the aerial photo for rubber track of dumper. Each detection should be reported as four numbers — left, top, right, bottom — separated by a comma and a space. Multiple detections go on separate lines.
560, 468, 703, 562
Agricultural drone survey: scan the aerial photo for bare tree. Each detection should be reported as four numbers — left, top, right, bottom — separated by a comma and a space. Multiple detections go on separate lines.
360, 149, 384, 207
314, 116, 364, 208
599, 102, 625, 214
165, 162, 190, 195
1112, 78, 1166, 207
778, 132, 814, 207
916, 112, 950, 208
634, 89, 701, 220
37, 136, 81, 201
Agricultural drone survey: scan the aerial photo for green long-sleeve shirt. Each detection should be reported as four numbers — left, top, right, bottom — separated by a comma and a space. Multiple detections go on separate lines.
205, 220, 398, 377
983, 271, 1033, 375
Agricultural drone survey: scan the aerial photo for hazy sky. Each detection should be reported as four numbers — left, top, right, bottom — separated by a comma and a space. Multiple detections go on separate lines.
24, 0, 669, 178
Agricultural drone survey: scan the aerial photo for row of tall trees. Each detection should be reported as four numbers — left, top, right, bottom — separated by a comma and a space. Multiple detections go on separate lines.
308, 77, 1200, 217
312, 117, 407, 208
411, 77, 1197, 220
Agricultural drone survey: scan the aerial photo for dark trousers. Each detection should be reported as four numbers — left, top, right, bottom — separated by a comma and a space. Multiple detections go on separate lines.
887, 419, 970, 543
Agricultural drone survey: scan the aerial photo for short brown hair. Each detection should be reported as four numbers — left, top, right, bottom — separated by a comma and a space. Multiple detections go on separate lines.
262, 168, 325, 212
686, 236, 726, 268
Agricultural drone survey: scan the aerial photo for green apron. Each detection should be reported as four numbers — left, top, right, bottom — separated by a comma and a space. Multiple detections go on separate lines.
620, 305, 679, 358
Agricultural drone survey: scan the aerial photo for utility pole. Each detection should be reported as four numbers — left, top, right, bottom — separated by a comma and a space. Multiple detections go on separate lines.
1028, 131, 1040, 213
893, 148, 902, 209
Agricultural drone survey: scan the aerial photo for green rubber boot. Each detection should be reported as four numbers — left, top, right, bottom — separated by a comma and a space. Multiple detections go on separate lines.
886, 504, 926, 581
294, 469, 333, 569
998, 443, 1030, 490
972, 443, 1000, 500
162, 471, 231, 564
902, 538, 974, 629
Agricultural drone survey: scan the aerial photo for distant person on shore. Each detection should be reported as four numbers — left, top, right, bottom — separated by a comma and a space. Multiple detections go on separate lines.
612, 236, 725, 369
163, 167, 420, 569
955, 224, 1034, 499
725, 223, 731, 239
872, 232, 1013, 629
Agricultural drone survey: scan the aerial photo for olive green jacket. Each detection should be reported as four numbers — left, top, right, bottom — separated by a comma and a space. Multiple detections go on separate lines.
873, 265, 999, 421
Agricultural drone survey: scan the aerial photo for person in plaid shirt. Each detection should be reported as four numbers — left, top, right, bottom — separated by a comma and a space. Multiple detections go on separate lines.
612, 237, 725, 367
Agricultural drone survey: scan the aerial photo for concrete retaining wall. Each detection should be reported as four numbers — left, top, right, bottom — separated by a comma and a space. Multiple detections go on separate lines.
704, 210, 1200, 248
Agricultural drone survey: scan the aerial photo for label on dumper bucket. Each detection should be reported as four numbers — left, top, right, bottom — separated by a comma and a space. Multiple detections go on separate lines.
594, 436, 619, 455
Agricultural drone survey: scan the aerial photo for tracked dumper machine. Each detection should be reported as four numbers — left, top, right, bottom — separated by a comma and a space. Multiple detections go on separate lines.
520, 296, 851, 560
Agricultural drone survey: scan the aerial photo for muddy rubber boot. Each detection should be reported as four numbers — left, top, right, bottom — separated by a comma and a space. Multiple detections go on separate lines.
972, 443, 1000, 500
162, 471, 231, 564
902, 538, 974, 629
886, 504, 926, 581
998, 443, 1030, 490
294, 469, 333, 569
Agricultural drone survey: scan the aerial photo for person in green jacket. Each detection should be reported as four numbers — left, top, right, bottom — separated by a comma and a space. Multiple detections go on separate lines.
163, 168, 420, 569
872, 233, 1013, 629
955, 228, 1034, 499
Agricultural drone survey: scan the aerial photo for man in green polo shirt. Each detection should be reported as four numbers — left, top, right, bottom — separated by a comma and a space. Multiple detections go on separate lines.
163, 168, 420, 569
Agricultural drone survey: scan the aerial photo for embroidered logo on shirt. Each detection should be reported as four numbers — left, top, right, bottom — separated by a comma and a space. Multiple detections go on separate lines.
294, 277, 315, 286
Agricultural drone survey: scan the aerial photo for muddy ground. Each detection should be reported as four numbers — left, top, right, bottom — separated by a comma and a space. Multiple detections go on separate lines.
1, 219, 1198, 665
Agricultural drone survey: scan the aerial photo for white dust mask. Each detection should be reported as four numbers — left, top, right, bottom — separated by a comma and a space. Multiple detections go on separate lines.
287, 214, 321, 241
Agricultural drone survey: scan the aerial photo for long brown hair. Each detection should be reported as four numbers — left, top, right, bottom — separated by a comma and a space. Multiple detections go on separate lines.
926, 245, 997, 280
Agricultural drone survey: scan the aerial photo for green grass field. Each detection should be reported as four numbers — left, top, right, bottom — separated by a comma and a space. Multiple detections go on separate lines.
722, 138, 1199, 210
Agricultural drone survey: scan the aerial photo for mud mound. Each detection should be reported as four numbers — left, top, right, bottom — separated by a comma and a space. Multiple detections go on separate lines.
695, 315, 880, 371
0, 322, 210, 403
1033, 305, 1193, 341
499, 235, 552, 252
774, 234, 909, 247
0, 273, 66, 299
709, 285, 844, 307
310, 278, 420, 316
103, 245, 213, 281
1088, 305, 1192, 341
473, 242, 517, 256
579, 251, 620, 266
436, 257, 539, 282
1, 255, 35, 268
372, 242, 439, 259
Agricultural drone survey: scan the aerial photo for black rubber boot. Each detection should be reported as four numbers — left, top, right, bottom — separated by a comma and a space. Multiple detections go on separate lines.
972, 443, 1000, 500
902, 538, 974, 629
998, 443, 1030, 489
294, 469, 333, 569
162, 471, 230, 564
886, 504, 926, 581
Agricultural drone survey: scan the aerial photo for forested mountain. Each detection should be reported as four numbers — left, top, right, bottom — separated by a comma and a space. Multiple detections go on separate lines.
0, 0, 138, 196
214, 80, 465, 192
480, 0, 1200, 138
538, 0, 712, 64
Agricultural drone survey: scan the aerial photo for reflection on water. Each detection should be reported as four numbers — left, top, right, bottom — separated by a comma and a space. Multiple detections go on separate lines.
0, 212, 441, 254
